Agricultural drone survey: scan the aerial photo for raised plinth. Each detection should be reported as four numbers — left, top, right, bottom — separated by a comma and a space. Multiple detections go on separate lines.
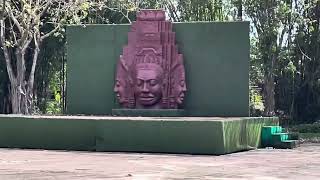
0, 115, 278, 155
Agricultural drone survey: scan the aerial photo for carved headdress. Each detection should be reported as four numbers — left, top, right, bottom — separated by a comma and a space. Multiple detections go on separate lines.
114, 9, 187, 109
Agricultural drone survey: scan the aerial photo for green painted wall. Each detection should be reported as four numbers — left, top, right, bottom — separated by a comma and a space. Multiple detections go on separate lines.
66, 22, 249, 116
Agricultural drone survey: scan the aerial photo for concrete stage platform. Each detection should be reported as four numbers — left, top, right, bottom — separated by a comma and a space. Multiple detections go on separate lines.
0, 115, 278, 155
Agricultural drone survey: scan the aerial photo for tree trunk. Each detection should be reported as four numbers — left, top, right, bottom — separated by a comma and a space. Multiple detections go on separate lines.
237, 0, 243, 21
263, 71, 275, 116
8, 46, 39, 114
9, 81, 20, 114
9, 77, 34, 114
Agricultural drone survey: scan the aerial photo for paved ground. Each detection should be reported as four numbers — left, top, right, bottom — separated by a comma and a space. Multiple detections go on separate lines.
0, 144, 319, 180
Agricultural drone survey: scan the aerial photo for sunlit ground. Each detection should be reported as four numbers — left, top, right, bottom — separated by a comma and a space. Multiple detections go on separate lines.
0, 143, 319, 179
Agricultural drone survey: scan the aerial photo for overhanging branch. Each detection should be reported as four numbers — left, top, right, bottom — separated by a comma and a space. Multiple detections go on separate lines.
0, 19, 16, 84
28, 32, 40, 89
40, 0, 52, 18
6, 6, 23, 34
40, 24, 60, 41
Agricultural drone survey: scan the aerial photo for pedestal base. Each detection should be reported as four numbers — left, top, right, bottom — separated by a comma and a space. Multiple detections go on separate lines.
0, 115, 279, 155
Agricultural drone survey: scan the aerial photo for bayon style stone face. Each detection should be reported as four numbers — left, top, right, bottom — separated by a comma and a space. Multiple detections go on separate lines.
134, 63, 164, 108
114, 65, 127, 106
114, 9, 187, 109
173, 65, 187, 105
114, 79, 124, 103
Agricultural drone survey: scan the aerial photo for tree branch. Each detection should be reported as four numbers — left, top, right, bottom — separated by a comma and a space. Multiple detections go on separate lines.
277, 26, 286, 53
21, 33, 33, 53
104, 6, 132, 23
166, 0, 181, 22
6, 6, 23, 34
28, 33, 40, 90
40, 0, 52, 18
0, 0, 5, 19
40, 24, 60, 41
0, 18, 16, 84
297, 42, 312, 61
8, 15, 18, 45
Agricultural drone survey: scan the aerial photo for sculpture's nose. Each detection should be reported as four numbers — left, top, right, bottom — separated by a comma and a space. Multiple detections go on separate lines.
141, 83, 149, 92
183, 85, 187, 91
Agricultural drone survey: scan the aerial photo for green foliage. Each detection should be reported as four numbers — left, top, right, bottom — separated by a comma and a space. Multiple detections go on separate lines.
71, 1, 138, 24
291, 123, 320, 133
250, 37, 264, 85
45, 100, 62, 115
34, 34, 65, 114
44, 67, 63, 115
250, 88, 264, 116
274, 0, 320, 122
176, 0, 225, 21
243, 0, 320, 121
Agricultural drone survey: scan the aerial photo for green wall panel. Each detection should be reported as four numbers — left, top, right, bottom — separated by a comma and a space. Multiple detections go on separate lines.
66, 25, 129, 114
174, 22, 249, 116
66, 22, 249, 116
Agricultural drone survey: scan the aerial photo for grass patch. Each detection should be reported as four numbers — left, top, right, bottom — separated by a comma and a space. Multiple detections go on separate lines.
289, 124, 320, 143
290, 123, 320, 133
299, 133, 320, 139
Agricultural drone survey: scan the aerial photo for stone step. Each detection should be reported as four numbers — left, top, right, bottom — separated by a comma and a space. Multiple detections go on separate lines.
272, 133, 289, 142
262, 126, 283, 134
262, 126, 280, 147
261, 126, 299, 149
277, 127, 299, 140
288, 132, 299, 140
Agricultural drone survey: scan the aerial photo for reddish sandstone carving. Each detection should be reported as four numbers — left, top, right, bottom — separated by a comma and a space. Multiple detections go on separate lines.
114, 9, 186, 109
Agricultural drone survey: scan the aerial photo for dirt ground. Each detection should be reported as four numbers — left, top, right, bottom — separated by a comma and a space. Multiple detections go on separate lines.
0, 144, 319, 180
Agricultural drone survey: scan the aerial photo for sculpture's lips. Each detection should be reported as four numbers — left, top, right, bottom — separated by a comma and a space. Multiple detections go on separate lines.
177, 93, 185, 103
139, 96, 155, 102
139, 96, 155, 103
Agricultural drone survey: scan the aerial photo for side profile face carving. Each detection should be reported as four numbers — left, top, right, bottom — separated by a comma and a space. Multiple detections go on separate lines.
134, 63, 164, 108
114, 79, 125, 104
114, 58, 130, 107
173, 65, 187, 105
114, 9, 186, 109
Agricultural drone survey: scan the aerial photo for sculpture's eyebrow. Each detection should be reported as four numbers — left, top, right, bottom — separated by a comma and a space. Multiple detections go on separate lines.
136, 78, 150, 82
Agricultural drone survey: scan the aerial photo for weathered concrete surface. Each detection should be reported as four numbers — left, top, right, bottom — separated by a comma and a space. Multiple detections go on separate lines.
0, 144, 319, 180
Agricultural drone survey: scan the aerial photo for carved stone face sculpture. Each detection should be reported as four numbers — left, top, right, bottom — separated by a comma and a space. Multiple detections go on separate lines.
114, 79, 125, 104
134, 63, 163, 108
174, 65, 187, 105
114, 58, 129, 106
114, 9, 186, 109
